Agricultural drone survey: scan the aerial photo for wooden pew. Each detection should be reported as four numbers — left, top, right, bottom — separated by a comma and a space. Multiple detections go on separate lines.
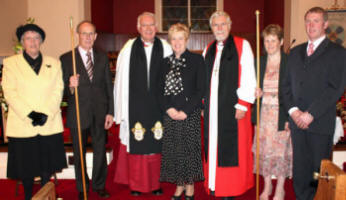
314, 159, 346, 200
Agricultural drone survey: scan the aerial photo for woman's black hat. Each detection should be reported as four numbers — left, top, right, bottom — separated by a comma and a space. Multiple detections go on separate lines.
16, 24, 45, 42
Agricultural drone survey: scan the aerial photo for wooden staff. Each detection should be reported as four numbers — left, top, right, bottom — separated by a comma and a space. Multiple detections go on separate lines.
69, 17, 88, 200
255, 10, 261, 200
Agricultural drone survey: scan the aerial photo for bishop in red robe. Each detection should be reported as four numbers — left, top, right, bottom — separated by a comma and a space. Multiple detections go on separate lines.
203, 11, 256, 199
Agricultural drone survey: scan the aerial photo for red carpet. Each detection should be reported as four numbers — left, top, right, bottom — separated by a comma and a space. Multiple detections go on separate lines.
0, 167, 296, 200
0, 124, 296, 199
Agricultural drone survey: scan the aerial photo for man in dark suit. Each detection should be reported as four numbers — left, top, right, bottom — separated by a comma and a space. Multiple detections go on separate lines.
282, 7, 345, 200
60, 21, 114, 199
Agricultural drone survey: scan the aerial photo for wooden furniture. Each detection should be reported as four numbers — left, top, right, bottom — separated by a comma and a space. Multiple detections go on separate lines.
32, 182, 56, 200
314, 159, 346, 200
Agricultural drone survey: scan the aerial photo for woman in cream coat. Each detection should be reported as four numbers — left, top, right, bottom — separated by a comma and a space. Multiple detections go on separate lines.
2, 24, 67, 200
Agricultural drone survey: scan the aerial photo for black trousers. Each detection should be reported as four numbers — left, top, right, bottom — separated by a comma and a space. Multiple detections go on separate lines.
70, 123, 108, 192
291, 130, 333, 200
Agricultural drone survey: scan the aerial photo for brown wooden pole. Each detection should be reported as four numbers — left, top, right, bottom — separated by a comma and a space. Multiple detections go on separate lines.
69, 17, 88, 200
255, 10, 261, 200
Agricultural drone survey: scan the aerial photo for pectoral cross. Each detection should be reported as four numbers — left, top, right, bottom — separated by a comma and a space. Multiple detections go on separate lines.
213, 67, 219, 76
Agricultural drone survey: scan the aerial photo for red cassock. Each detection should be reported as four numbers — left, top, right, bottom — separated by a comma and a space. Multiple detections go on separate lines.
203, 108, 254, 196
114, 144, 161, 192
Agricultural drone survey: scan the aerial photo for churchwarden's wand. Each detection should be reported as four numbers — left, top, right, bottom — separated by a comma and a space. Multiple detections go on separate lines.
69, 17, 88, 200
255, 10, 261, 200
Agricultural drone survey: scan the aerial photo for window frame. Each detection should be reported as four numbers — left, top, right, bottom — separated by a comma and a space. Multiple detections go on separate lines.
155, 0, 224, 33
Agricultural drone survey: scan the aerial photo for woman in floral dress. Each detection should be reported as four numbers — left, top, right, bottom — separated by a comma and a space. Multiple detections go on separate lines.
253, 24, 292, 200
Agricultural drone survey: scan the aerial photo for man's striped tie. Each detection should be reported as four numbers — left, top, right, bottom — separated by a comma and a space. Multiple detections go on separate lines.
86, 51, 93, 81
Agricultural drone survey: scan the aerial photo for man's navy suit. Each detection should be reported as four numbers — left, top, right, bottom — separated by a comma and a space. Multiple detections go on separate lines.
282, 38, 345, 200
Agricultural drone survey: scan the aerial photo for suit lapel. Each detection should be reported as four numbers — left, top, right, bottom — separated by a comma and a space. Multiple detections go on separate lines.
303, 38, 329, 65
300, 42, 310, 66
308, 38, 329, 62
92, 49, 100, 83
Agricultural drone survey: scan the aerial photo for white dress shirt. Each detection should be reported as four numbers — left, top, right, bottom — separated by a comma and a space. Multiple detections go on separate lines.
78, 46, 94, 69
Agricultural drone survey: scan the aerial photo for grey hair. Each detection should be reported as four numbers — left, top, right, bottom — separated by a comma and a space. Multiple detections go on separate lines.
137, 12, 156, 28
209, 10, 232, 27
20, 31, 43, 45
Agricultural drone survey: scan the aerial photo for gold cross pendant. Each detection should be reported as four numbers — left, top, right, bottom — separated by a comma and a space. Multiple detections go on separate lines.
213, 68, 219, 75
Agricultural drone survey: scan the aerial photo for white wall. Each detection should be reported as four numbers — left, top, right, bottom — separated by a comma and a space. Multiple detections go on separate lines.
27, 0, 89, 58
0, 0, 90, 59
0, 0, 28, 56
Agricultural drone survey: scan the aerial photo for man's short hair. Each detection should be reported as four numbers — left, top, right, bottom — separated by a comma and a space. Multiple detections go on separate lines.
137, 12, 156, 28
304, 7, 328, 22
209, 11, 232, 27
76, 20, 96, 33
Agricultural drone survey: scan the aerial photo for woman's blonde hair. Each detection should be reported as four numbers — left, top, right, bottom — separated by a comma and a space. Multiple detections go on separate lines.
168, 23, 190, 43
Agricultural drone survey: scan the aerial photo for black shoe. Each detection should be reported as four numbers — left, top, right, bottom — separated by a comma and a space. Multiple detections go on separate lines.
96, 189, 110, 198
152, 188, 163, 195
221, 197, 234, 200
210, 190, 215, 196
78, 192, 88, 200
130, 190, 141, 196
171, 194, 182, 200
185, 195, 194, 200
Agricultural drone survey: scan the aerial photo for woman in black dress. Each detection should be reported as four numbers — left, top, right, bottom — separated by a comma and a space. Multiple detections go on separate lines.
158, 23, 206, 200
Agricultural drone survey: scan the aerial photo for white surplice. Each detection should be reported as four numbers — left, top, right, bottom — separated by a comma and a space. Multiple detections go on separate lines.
114, 38, 172, 152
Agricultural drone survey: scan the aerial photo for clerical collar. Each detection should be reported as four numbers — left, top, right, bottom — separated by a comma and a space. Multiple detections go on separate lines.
142, 40, 154, 47
217, 40, 226, 46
